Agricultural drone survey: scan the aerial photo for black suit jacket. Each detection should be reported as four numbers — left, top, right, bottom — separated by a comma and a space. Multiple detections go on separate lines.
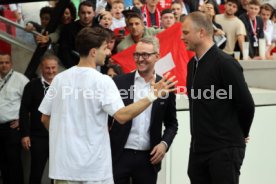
109, 72, 178, 172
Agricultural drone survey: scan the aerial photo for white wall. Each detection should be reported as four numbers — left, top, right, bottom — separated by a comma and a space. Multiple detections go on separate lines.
160, 105, 276, 184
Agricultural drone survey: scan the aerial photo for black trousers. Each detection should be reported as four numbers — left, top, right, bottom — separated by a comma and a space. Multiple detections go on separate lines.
113, 149, 157, 184
0, 122, 23, 184
29, 136, 49, 184
188, 147, 245, 184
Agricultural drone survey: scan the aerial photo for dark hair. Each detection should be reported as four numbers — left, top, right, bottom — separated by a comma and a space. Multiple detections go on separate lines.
40, 6, 53, 17
75, 27, 108, 57
107, 64, 124, 75
161, 8, 173, 17
67, 2, 77, 21
78, 1, 94, 12
226, 0, 239, 6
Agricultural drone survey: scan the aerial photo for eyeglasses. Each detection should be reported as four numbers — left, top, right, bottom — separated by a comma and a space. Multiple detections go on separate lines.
133, 52, 157, 60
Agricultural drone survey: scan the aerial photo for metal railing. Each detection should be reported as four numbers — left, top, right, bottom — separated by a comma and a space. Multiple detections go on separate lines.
0, 15, 38, 52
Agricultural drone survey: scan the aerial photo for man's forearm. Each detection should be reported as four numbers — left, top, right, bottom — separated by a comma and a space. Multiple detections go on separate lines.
41, 114, 50, 130
114, 97, 152, 124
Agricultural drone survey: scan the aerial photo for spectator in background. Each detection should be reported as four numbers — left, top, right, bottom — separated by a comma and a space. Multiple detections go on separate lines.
35, 2, 77, 48
133, 0, 144, 9
160, 8, 176, 29
260, 3, 274, 47
107, 64, 124, 77
98, 11, 113, 29
271, 9, 276, 23
25, 6, 53, 34
110, 1, 126, 30
116, 10, 162, 52
215, 0, 246, 56
59, 1, 95, 68
237, 0, 249, 16
0, 52, 29, 184
20, 54, 59, 184
239, 0, 264, 58
141, 0, 162, 28
200, 0, 226, 49
171, 1, 183, 22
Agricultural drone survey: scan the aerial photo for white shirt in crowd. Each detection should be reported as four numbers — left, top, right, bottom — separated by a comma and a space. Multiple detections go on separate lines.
110, 17, 126, 31
0, 70, 29, 124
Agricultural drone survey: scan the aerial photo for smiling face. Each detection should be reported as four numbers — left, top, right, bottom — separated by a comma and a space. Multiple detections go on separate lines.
40, 59, 58, 83
134, 42, 158, 77
247, 4, 260, 19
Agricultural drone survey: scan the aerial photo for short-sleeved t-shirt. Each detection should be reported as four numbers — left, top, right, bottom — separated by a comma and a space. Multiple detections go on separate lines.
39, 66, 124, 181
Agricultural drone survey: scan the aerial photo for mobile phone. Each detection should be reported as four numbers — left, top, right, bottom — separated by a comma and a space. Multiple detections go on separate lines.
119, 29, 125, 35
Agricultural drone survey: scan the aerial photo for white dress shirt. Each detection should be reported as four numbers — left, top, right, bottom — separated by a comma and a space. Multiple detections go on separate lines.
124, 71, 155, 150
0, 70, 29, 123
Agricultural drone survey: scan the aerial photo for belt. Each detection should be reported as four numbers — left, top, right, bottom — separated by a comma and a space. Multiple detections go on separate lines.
124, 148, 150, 154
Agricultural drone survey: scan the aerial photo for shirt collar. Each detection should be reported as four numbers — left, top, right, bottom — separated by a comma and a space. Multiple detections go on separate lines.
41, 76, 50, 85
194, 43, 215, 62
0, 69, 13, 81
134, 71, 157, 83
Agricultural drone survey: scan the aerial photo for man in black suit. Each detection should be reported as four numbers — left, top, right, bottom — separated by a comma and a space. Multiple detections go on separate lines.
109, 36, 178, 184
19, 54, 59, 184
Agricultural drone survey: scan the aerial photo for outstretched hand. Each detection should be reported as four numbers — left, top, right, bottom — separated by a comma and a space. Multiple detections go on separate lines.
150, 72, 178, 98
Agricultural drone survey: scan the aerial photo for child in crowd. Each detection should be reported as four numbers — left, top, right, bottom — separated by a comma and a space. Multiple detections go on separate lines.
110, 0, 126, 30
99, 11, 113, 29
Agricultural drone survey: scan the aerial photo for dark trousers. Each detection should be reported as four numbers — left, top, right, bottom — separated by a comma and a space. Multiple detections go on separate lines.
0, 123, 23, 184
29, 136, 49, 184
113, 149, 157, 184
188, 147, 245, 184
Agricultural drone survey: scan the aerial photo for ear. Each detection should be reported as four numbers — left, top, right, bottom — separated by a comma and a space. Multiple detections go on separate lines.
199, 28, 205, 38
89, 48, 97, 58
